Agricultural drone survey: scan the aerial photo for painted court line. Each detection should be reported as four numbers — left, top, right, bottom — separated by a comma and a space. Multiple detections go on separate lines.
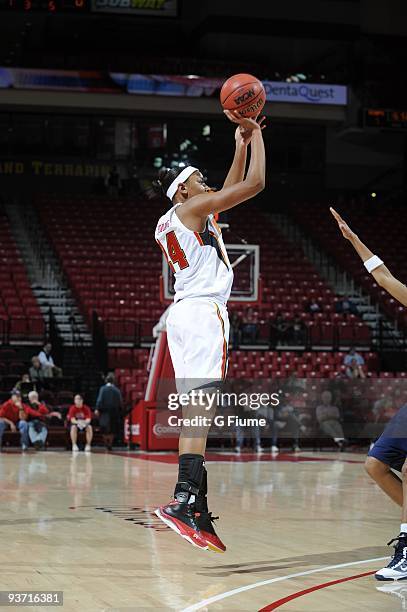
180, 556, 387, 612
258, 570, 375, 610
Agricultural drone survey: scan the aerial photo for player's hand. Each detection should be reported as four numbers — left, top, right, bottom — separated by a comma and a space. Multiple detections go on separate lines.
234, 115, 266, 146
224, 110, 266, 133
330, 207, 356, 241
10, 423, 17, 433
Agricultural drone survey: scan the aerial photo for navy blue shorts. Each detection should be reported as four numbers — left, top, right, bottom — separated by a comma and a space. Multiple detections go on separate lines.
368, 405, 407, 472
368, 435, 407, 472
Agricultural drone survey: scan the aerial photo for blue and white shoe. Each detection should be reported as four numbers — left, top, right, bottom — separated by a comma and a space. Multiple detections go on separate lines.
376, 535, 407, 581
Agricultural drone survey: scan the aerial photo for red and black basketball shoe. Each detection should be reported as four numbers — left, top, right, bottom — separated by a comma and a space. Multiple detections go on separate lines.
155, 500, 209, 550
195, 511, 226, 553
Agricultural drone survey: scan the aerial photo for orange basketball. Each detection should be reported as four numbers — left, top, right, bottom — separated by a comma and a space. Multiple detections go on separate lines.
220, 73, 266, 118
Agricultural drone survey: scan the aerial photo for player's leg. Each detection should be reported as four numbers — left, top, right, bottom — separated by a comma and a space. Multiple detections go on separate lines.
188, 302, 229, 552
179, 390, 226, 553
365, 456, 402, 506
368, 436, 407, 580
155, 302, 209, 549
375, 457, 407, 581
155, 300, 228, 552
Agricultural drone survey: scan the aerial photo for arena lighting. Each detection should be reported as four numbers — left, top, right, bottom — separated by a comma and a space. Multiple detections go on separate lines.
186, 74, 200, 79
371, 192, 377, 198
285, 73, 307, 83
180, 139, 192, 152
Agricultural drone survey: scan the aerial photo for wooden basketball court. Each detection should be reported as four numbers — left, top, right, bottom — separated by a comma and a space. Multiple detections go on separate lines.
0, 449, 401, 611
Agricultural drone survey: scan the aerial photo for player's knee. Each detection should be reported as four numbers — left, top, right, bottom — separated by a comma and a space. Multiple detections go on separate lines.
401, 461, 407, 480
365, 456, 389, 480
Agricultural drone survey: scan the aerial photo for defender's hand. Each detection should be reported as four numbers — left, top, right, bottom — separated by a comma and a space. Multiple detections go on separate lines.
330, 207, 355, 241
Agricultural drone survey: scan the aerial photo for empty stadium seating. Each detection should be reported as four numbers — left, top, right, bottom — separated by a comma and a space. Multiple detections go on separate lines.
0, 206, 44, 341
36, 196, 163, 342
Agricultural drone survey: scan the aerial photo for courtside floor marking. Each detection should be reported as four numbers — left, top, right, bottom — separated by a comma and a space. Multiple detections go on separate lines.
258, 570, 375, 610
180, 556, 387, 612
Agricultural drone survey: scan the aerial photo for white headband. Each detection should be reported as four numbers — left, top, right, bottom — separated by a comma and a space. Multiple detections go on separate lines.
166, 166, 198, 201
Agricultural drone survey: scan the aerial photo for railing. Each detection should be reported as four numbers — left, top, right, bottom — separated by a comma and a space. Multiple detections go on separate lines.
92, 311, 108, 372
95, 315, 374, 353
48, 307, 64, 364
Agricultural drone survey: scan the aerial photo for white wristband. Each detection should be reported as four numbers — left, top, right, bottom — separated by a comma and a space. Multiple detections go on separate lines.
364, 255, 384, 273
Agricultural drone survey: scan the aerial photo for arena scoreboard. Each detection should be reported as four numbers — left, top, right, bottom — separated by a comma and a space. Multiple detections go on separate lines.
0, 0, 178, 13
364, 108, 407, 130
0, 0, 88, 10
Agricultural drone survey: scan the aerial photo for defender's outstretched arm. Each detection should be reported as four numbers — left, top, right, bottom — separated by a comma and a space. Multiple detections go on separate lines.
330, 207, 407, 307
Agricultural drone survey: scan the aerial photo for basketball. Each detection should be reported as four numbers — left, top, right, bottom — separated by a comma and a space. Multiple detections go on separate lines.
220, 73, 266, 118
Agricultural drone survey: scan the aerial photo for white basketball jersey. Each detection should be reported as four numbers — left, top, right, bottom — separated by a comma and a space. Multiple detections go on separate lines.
155, 204, 234, 304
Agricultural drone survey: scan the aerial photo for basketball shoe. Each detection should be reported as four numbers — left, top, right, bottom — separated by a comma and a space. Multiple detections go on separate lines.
155, 497, 208, 551
375, 534, 407, 580
195, 511, 226, 553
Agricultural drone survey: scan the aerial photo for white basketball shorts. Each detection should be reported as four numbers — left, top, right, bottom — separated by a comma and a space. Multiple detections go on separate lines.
166, 298, 229, 394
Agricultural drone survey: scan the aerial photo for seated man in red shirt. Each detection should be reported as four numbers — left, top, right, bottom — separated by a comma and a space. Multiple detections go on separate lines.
0, 391, 30, 451
26, 390, 62, 450
67, 394, 93, 453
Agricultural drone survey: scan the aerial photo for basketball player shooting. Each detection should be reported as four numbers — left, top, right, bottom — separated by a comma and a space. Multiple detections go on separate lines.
154, 110, 266, 552
331, 206, 407, 580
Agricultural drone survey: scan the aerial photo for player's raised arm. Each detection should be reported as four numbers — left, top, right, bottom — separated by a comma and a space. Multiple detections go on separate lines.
184, 113, 266, 221
222, 114, 266, 188
330, 207, 407, 307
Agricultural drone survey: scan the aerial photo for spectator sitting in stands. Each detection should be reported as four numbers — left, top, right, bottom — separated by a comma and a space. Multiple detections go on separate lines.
344, 347, 365, 368
270, 312, 289, 347
0, 391, 30, 451
29, 356, 46, 384
270, 402, 305, 453
346, 358, 366, 379
316, 390, 346, 450
305, 299, 322, 314
26, 390, 62, 451
95, 373, 123, 451
290, 315, 306, 345
14, 373, 34, 401
67, 394, 93, 453
335, 294, 359, 315
242, 307, 258, 344
38, 343, 63, 378
234, 401, 264, 453
229, 312, 242, 349
362, 397, 397, 446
